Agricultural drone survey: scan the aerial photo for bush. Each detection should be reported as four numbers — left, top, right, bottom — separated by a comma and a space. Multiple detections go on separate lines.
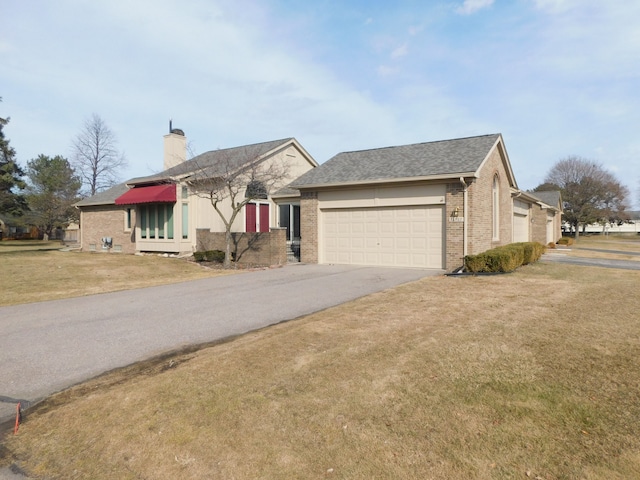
194, 250, 226, 263
464, 242, 546, 273
557, 237, 574, 246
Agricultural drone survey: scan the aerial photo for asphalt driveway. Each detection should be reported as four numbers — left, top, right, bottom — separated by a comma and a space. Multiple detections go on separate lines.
0, 264, 440, 425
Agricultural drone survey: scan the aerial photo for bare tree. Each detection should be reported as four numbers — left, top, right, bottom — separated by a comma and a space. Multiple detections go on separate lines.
544, 156, 629, 240
72, 113, 127, 196
187, 145, 290, 267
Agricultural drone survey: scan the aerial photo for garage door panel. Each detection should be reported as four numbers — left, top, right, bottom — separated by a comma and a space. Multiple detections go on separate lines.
321, 205, 444, 268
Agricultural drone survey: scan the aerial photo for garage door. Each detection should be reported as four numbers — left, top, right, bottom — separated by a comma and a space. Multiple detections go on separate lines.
321, 205, 444, 268
513, 213, 529, 242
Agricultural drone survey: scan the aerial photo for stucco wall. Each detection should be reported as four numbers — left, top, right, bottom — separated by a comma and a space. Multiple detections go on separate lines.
80, 205, 136, 254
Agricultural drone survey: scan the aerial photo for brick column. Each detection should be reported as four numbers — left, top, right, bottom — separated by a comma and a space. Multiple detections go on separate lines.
445, 183, 465, 271
300, 191, 319, 264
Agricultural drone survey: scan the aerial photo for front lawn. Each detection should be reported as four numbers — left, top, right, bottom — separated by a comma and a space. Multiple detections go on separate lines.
4, 261, 640, 479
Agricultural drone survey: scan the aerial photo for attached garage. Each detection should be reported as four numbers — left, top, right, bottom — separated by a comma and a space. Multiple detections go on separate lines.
513, 199, 530, 242
321, 205, 445, 268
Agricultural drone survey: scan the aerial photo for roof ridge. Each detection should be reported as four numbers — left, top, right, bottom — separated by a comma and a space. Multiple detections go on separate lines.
337, 133, 501, 156
197, 137, 294, 156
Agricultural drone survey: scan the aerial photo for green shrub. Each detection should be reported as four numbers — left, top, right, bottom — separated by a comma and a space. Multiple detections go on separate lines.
464, 242, 546, 273
194, 250, 226, 263
205, 250, 226, 263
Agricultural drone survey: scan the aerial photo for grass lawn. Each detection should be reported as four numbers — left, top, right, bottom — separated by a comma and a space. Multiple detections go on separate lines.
0, 241, 234, 306
2, 238, 640, 479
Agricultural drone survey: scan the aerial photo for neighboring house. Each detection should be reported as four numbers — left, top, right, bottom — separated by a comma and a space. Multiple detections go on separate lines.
573, 210, 640, 235
290, 133, 563, 271
75, 130, 318, 256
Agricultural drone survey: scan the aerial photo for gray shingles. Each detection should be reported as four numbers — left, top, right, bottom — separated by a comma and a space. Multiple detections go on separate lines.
128, 138, 294, 184
291, 134, 501, 187
530, 190, 561, 209
74, 183, 130, 207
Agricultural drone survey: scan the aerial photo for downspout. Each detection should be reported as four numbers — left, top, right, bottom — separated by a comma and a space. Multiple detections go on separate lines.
459, 177, 468, 258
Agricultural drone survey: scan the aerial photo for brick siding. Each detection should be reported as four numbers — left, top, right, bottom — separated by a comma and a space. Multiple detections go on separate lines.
80, 206, 136, 254
467, 148, 512, 255
300, 191, 319, 263
195, 228, 287, 266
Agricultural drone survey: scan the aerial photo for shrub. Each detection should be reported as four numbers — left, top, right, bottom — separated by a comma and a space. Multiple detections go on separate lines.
464, 242, 546, 273
205, 250, 226, 263
193, 250, 226, 263
557, 237, 574, 246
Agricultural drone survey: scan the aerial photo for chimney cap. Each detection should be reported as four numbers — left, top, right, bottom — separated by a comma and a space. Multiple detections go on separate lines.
170, 128, 185, 136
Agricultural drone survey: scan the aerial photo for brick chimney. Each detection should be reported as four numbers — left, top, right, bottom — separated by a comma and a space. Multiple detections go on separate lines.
163, 121, 186, 170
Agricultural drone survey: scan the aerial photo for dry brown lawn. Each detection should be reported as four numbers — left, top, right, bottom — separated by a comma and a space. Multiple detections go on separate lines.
0, 241, 234, 306
3, 241, 640, 479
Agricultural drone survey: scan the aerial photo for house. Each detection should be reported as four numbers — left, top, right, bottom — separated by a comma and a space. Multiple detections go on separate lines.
75, 130, 318, 259
76, 131, 561, 271
289, 134, 562, 271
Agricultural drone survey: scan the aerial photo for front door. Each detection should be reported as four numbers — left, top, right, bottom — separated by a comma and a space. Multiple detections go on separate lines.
279, 204, 301, 261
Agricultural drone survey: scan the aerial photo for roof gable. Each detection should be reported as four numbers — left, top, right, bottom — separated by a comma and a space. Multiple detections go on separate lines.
290, 134, 503, 188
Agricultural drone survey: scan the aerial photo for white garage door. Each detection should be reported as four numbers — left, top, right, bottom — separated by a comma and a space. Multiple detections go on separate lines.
321, 205, 444, 268
513, 213, 529, 242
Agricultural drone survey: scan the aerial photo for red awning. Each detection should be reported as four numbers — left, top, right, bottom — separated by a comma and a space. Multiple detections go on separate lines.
114, 184, 176, 205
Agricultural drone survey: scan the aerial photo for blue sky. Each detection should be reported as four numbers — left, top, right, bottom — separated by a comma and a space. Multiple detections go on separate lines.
2, 0, 639, 205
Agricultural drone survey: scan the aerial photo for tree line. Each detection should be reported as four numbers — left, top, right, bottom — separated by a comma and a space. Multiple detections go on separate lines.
1, 100, 126, 239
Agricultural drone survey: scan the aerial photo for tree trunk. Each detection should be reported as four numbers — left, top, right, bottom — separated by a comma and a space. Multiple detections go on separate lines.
224, 229, 233, 268
574, 222, 580, 242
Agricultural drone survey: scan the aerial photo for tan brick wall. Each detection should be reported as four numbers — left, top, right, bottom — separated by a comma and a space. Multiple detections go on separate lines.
300, 191, 318, 263
445, 182, 465, 270
531, 206, 548, 244
467, 148, 512, 255
80, 206, 136, 254
195, 228, 287, 266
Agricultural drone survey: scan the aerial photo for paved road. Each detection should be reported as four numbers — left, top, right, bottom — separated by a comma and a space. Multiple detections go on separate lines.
0, 264, 440, 426
542, 252, 640, 270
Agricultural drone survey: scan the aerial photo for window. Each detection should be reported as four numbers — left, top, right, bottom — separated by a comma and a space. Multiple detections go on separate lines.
492, 174, 500, 240
182, 203, 188, 239
139, 205, 175, 240
125, 208, 133, 231
246, 202, 270, 232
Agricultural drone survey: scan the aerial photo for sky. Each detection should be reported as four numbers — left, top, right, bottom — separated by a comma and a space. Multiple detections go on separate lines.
2, 0, 639, 206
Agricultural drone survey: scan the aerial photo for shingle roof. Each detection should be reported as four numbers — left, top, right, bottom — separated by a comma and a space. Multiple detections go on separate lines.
75, 183, 130, 207
290, 134, 501, 188
128, 138, 294, 185
530, 190, 561, 209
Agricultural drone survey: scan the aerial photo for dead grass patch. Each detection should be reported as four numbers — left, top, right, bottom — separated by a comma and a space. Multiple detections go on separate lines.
4, 263, 640, 479
0, 247, 234, 306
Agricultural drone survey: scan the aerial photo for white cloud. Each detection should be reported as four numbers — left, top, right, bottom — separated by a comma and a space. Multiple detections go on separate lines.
456, 0, 494, 15
391, 43, 408, 59
531, 0, 579, 14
